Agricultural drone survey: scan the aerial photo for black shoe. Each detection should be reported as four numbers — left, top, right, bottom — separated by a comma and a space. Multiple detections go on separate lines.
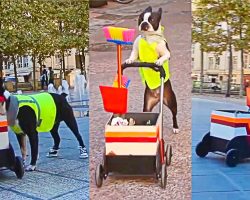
47, 148, 59, 157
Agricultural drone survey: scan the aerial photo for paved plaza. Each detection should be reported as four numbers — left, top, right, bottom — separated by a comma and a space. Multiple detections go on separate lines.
89, 0, 192, 199
192, 96, 250, 200
0, 90, 89, 200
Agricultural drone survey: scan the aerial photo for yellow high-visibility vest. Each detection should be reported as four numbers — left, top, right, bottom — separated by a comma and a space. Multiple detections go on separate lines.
138, 37, 170, 89
11, 93, 57, 134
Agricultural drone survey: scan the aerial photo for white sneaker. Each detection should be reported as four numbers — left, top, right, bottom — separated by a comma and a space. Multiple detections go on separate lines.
25, 165, 36, 171
79, 146, 88, 159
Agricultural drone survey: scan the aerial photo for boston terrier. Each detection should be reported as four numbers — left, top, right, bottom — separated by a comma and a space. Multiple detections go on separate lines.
126, 6, 179, 133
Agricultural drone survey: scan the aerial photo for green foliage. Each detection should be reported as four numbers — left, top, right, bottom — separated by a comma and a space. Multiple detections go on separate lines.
192, 0, 250, 54
0, 0, 89, 82
193, 0, 250, 97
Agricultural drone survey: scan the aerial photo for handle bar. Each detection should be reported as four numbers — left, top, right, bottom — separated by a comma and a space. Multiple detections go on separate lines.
121, 62, 166, 79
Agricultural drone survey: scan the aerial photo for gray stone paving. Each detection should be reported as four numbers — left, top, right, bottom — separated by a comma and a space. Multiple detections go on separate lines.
0, 90, 89, 200
192, 97, 250, 200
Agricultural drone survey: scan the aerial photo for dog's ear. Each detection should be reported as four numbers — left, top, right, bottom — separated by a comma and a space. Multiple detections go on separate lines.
144, 6, 152, 13
158, 8, 162, 15
157, 8, 163, 21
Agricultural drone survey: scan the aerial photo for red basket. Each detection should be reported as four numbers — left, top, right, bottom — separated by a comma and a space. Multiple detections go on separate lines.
99, 86, 128, 114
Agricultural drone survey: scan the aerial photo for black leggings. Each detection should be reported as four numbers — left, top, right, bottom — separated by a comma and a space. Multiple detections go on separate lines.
50, 108, 85, 149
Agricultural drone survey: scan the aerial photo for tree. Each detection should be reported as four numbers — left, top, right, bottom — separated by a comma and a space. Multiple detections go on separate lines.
192, 8, 206, 94
69, 0, 89, 79
51, 0, 89, 80
193, 0, 250, 97
231, 0, 250, 97
0, 1, 31, 91
24, 1, 57, 90
0, 0, 89, 91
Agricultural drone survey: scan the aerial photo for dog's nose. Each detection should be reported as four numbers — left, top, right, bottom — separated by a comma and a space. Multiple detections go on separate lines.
141, 22, 149, 31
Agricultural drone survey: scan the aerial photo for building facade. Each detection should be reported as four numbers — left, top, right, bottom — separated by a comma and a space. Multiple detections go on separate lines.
2, 48, 89, 84
192, 43, 250, 88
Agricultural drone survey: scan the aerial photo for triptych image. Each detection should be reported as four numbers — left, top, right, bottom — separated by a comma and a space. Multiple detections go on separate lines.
0, 0, 249, 199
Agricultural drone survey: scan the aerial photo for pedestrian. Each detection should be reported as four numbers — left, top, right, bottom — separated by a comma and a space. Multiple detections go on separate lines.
48, 67, 54, 84
40, 65, 48, 90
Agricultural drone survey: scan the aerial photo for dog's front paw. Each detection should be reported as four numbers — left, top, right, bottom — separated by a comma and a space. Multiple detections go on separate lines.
155, 58, 165, 66
125, 58, 135, 64
173, 128, 179, 134
25, 165, 36, 172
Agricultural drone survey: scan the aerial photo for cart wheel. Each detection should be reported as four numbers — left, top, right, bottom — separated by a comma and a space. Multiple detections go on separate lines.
102, 148, 108, 179
196, 142, 208, 158
226, 149, 239, 167
14, 156, 24, 179
165, 144, 172, 166
95, 164, 104, 187
155, 145, 161, 179
160, 163, 167, 189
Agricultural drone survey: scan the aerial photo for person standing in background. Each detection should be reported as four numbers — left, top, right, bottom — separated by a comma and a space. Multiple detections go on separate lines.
41, 65, 48, 90
48, 67, 54, 84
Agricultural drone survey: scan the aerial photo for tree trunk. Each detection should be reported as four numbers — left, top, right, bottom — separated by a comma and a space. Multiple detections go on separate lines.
239, 18, 244, 97
81, 48, 87, 81
226, 43, 233, 97
32, 55, 37, 91
79, 48, 83, 75
62, 52, 65, 79
239, 49, 244, 97
12, 56, 18, 92
199, 48, 204, 94
0, 53, 3, 78
38, 56, 43, 75
59, 57, 63, 84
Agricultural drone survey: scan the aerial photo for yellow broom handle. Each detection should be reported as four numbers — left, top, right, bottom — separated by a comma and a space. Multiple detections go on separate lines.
117, 44, 122, 88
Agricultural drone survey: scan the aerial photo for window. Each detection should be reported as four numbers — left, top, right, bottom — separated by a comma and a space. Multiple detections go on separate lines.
23, 56, 29, 68
192, 44, 195, 54
244, 54, 248, 68
215, 57, 220, 69
233, 56, 238, 68
4, 61, 10, 70
208, 57, 214, 69
17, 56, 23, 68
55, 54, 61, 66
215, 57, 220, 65
232, 75, 236, 83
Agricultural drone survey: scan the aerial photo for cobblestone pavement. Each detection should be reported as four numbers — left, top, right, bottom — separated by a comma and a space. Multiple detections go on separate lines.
0, 90, 89, 200
89, 0, 192, 199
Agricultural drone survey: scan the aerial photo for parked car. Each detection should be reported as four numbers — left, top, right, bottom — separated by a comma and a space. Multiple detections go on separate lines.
4, 76, 25, 83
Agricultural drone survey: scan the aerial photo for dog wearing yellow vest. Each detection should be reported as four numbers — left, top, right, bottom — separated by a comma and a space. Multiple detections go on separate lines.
126, 6, 178, 133
0, 79, 88, 171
